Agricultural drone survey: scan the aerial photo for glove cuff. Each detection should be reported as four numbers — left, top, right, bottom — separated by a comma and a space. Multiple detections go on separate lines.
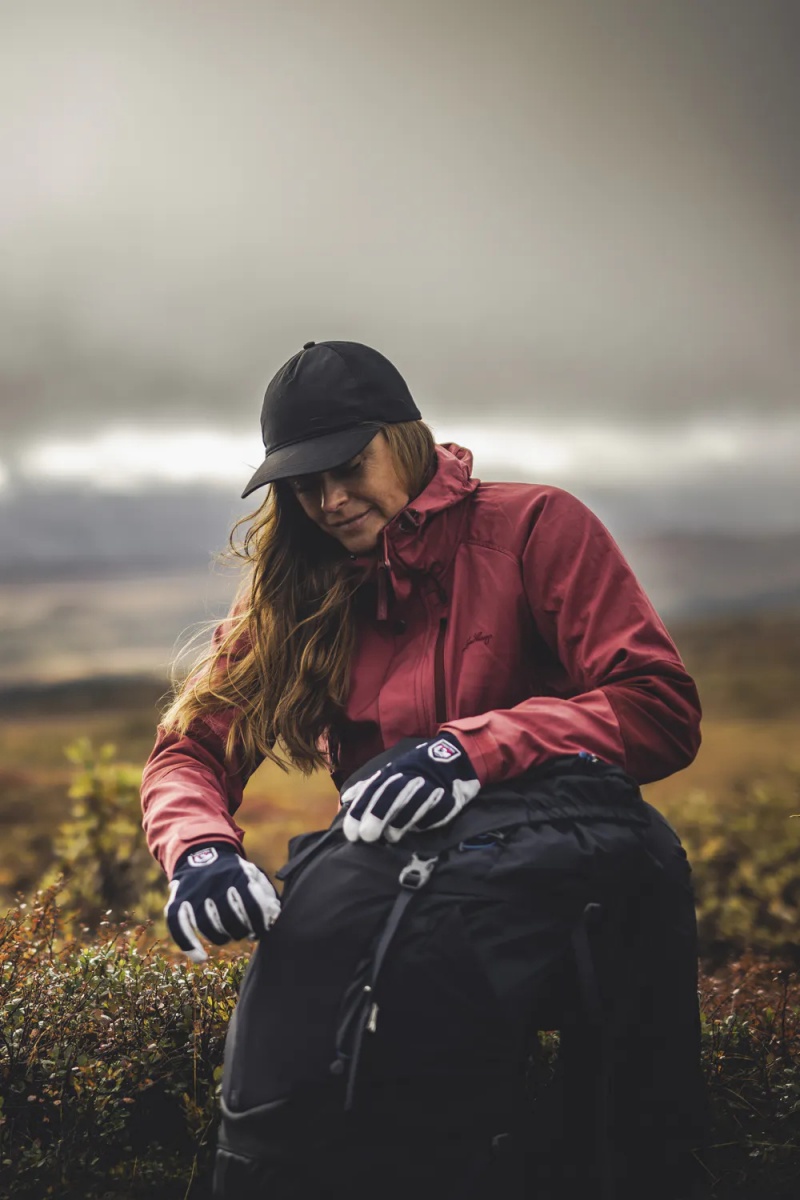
172, 840, 242, 878
429, 731, 474, 775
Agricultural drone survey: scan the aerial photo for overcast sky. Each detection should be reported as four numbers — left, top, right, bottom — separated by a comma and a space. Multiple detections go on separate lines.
1, 0, 798, 529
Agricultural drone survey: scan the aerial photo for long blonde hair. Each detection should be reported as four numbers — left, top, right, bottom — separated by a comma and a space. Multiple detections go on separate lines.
158, 421, 437, 776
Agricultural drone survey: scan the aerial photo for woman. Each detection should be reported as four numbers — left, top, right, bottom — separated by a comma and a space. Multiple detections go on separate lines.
141, 340, 708, 1198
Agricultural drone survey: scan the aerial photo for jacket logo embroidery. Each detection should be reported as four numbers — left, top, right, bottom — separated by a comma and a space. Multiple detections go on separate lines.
464, 631, 493, 651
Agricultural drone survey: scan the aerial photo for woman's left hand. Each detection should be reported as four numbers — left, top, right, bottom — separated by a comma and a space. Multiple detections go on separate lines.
340, 733, 481, 843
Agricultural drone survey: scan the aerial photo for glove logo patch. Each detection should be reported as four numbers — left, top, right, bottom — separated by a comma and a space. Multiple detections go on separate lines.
187, 847, 218, 868
428, 738, 461, 763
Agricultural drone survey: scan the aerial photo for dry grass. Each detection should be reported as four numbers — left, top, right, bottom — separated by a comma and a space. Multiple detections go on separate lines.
644, 717, 800, 817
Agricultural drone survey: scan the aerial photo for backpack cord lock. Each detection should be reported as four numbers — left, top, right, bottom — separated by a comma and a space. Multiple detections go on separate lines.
399, 853, 439, 890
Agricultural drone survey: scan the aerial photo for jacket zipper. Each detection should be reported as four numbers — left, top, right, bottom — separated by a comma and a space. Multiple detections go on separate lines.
434, 617, 447, 724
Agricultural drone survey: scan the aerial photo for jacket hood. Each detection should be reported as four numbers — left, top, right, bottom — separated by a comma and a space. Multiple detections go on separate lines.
407, 442, 477, 518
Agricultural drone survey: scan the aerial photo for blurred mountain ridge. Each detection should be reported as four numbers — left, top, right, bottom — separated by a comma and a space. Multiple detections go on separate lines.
1, 484, 798, 686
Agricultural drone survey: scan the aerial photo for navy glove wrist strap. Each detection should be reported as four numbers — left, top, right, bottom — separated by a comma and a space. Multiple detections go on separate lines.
172, 840, 242, 879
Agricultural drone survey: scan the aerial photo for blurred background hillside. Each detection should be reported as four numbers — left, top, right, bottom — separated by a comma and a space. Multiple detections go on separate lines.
1, 0, 798, 927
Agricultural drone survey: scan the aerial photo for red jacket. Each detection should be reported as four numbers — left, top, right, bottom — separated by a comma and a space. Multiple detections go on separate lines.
141, 443, 701, 877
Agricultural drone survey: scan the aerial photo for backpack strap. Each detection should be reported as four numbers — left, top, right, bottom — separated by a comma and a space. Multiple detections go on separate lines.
570, 901, 615, 1200
335, 852, 441, 1111
570, 902, 604, 1025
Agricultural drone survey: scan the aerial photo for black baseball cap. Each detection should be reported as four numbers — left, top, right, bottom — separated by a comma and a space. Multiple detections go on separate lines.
241, 340, 421, 498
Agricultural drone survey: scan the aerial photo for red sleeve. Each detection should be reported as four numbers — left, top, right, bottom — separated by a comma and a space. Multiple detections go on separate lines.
140, 599, 263, 878
441, 488, 701, 787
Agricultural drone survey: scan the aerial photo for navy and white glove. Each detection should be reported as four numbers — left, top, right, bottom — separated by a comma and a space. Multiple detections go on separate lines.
165, 842, 281, 964
341, 733, 481, 844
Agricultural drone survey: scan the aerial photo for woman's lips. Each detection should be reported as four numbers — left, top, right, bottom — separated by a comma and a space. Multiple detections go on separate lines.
331, 509, 371, 529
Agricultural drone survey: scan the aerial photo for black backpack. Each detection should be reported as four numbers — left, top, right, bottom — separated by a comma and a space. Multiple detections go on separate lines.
215, 742, 658, 1197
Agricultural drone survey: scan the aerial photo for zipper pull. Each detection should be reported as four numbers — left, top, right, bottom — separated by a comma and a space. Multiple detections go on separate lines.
377, 563, 389, 621
366, 1002, 379, 1033
376, 530, 391, 621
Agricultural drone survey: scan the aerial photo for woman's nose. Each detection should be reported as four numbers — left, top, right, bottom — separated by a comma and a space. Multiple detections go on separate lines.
320, 478, 350, 511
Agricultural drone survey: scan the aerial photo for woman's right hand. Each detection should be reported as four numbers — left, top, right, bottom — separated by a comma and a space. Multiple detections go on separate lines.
165, 843, 281, 963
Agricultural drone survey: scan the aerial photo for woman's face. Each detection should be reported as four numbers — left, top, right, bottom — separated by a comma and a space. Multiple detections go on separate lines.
286, 431, 410, 555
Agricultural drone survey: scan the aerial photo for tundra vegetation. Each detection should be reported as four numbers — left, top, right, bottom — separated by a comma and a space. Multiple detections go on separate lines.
1, 612, 799, 1198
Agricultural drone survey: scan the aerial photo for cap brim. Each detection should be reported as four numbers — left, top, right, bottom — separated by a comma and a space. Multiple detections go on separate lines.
240, 423, 383, 499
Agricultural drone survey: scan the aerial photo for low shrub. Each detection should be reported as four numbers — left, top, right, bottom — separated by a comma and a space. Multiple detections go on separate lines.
696, 953, 800, 1197
0, 886, 243, 1199
2, 888, 800, 1198
38, 737, 165, 933
2, 739, 799, 1194
660, 772, 800, 959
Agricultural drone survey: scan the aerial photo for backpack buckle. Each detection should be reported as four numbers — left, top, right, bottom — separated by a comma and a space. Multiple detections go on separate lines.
399, 853, 439, 890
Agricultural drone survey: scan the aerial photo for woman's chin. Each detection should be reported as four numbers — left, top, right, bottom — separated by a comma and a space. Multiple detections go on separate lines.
322, 509, 386, 555
341, 529, 380, 554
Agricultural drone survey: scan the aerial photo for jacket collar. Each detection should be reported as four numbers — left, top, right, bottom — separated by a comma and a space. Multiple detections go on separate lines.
348, 443, 479, 620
